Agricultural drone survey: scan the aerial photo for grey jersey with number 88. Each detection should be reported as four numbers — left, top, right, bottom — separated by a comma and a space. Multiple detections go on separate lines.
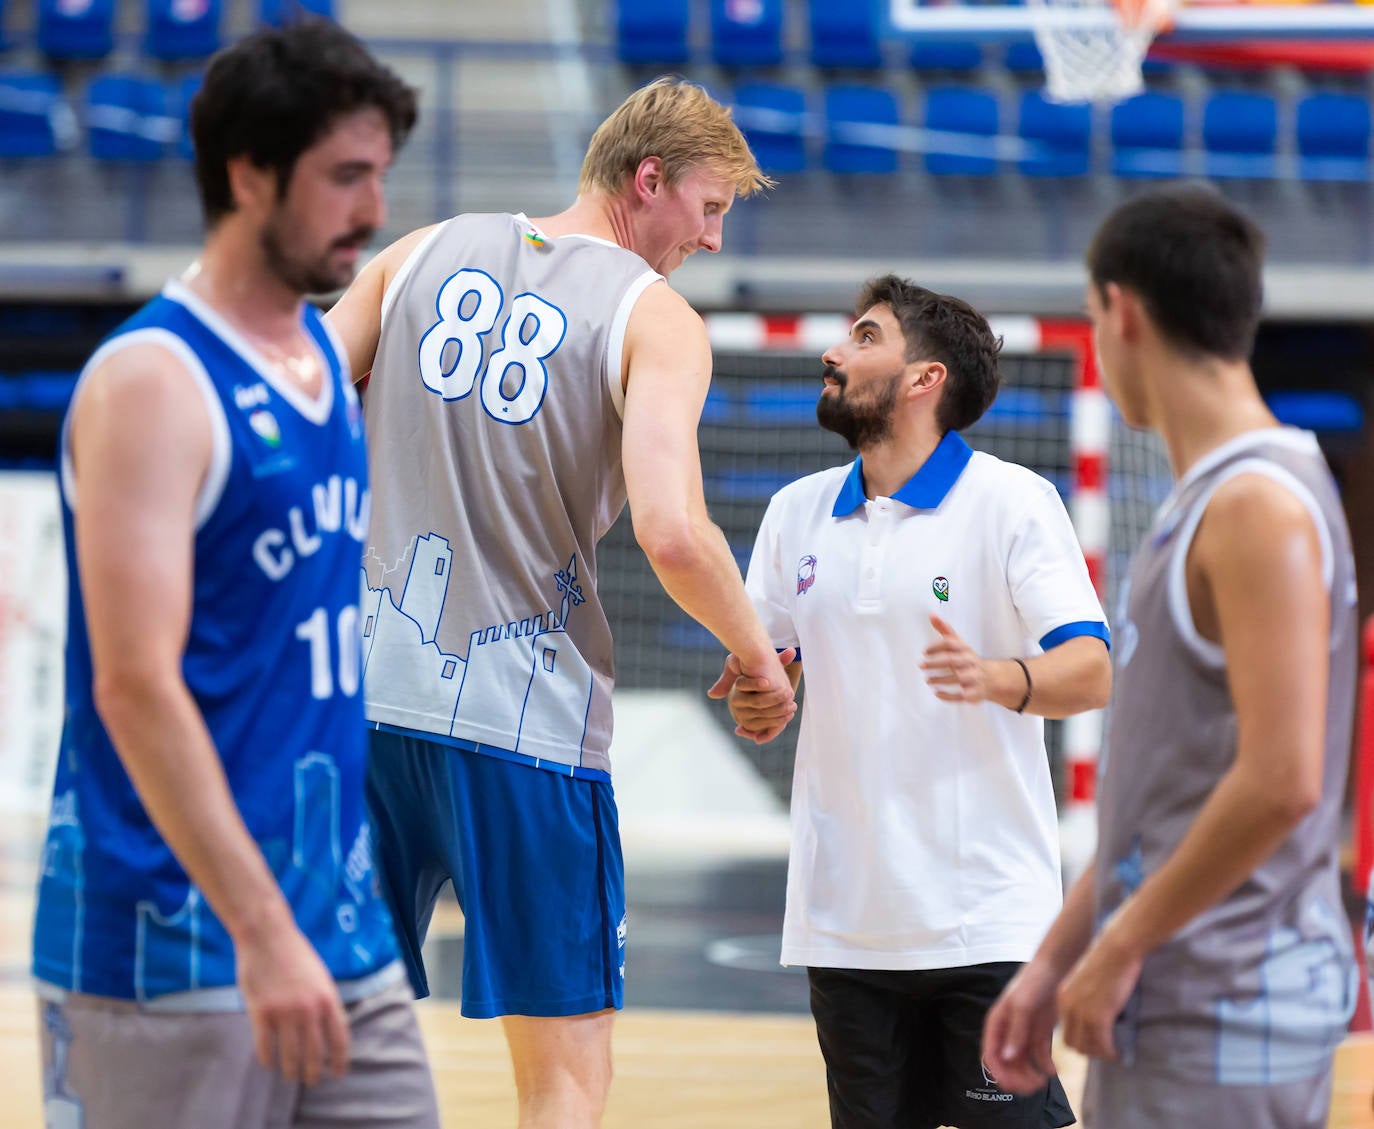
359, 212, 662, 778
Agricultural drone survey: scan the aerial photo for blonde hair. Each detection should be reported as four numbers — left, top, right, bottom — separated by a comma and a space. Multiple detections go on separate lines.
579, 77, 773, 198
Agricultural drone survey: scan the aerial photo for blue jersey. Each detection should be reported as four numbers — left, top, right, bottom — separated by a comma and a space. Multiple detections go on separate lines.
32, 280, 399, 1007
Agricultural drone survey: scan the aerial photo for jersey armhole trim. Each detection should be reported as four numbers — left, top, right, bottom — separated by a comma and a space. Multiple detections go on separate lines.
380, 221, 453, 326
61, 328, 232, 532
605, 270, 664, 420
1167, 459, 1334, 670
316, 313, 357, 402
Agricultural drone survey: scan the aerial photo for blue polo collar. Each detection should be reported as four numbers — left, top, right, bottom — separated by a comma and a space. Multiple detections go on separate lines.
831, 431, 975, 517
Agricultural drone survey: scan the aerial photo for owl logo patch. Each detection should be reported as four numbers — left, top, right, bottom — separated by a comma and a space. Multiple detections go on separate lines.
932, 576, 949, 602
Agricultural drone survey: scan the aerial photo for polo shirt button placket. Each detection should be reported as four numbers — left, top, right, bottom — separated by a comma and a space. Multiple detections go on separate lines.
859, 500, 888, 605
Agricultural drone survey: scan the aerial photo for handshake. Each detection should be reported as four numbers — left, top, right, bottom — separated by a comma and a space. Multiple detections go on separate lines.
706, 647, 799, 745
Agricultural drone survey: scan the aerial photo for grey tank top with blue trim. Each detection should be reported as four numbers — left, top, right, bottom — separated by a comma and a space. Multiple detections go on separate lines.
1095, 428, 1358, 1085
359, 212, 661, 777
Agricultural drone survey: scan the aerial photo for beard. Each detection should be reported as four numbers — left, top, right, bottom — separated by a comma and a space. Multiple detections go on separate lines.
816, 366, 902, 450
260, 212, 373, 296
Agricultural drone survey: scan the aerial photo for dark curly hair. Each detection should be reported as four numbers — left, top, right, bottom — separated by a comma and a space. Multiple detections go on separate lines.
855, 275, 1004, 434
191, 20, 418, 225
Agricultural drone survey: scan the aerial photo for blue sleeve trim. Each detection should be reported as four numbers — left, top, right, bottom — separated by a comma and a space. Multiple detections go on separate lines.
781, 647, 801, 664
1039, 621, 1111, 652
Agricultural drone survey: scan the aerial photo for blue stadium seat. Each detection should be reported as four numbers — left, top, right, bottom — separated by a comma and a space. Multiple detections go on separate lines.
1202, 90, 1278, 179
743, 383, 819, 426
87, 75, 174, 162
615, 0, 689, 66
808, 0, 883, 69
174, 73, 202, 160
700, 387, 737, 426
0, 72, 69, 158
1296, 92, 1370, 183
734, 82, 808, 174
1110, 91, 1185, 178
660, 619, 720, 650
909, 40, 984, 73
1265, 390, 1364, 434
259, 0, 333, 24
923, 86, 999, 176
707, 469, 798, 499
146, 0, 222, 61
710, 0, 784, 68
975, 388, 1066, 427
1005, 40, 1044, 73
19, 371, 78, 412
38, 0, 115, 60
1017, 91, 1090, 176
824, 84, 899, 173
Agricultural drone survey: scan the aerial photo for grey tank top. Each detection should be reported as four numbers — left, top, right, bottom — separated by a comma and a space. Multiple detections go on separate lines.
1095, 428, 1359, 1084
359, 212, 662, 777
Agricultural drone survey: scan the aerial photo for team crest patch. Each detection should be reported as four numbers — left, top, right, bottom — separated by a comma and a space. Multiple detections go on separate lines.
932, 576, 949, 602
796, 555, 817, 596
248, 409, 282, 448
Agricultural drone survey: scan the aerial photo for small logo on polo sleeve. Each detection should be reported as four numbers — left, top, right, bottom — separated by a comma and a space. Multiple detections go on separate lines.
932, 576, 949, 602
796, 555, 817, 595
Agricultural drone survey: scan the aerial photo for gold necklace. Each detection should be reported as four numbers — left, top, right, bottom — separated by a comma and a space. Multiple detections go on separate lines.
178, 271, 322, 390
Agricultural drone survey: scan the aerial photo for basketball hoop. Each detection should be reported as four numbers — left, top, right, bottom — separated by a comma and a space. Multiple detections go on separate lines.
1028, 0, 1179, 104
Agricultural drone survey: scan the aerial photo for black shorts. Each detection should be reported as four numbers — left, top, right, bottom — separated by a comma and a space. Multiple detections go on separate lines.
808, 963, 1075, 1129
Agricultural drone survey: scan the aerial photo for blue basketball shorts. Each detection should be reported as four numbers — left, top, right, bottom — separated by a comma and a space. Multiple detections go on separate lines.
364, 727, 627, 1020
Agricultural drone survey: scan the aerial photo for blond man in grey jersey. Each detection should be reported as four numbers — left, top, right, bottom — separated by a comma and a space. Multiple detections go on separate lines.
325, 79, 795, 1129
983, 186, 1358, 1129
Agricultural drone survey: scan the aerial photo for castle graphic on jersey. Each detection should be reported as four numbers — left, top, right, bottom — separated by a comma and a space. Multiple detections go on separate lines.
1213, 898, 1357, 1085
360, 533, 595, 756
35, 752, 386, 1001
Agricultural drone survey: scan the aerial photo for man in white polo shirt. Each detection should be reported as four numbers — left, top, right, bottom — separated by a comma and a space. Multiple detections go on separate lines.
712, 275, 1111, 1129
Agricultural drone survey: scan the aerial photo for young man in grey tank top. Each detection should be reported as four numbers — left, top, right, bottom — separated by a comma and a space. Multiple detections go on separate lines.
982, 186, 1359, 1129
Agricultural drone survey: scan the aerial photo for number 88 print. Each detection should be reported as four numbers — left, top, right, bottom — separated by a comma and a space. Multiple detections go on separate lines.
417, 268, 568, 425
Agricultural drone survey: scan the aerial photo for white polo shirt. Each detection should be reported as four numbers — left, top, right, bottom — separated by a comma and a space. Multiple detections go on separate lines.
746, 431, 1109, 971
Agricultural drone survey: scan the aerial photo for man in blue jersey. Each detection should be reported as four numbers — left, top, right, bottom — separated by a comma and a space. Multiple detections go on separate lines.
325, 79, 794, 1128
30, 22, 439, 1129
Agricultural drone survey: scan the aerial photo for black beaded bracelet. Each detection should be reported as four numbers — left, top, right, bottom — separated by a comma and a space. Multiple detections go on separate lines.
1012, 657, 1033, 714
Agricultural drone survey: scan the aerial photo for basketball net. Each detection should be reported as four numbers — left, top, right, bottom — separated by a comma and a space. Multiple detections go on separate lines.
1029, 0, 1179, 103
